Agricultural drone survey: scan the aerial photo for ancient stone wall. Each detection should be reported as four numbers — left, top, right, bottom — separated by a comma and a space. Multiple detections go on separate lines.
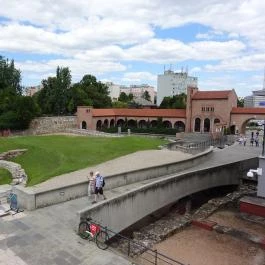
27, 116, 77, 135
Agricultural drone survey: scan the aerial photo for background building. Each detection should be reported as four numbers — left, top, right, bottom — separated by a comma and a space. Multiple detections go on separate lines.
106, 83, 156, 103
157, 70, 198, 106
105, 82, 121, 102
244, 89, 265, 108
24, 85, 42, 96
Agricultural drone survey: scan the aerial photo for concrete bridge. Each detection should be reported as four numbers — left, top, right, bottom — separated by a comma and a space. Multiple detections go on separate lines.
76, 145, 258, 234
13, 143, 259, 236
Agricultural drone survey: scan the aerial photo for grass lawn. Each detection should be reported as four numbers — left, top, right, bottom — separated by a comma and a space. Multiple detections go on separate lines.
0, 135, 167, 186
0, 168, 12, 185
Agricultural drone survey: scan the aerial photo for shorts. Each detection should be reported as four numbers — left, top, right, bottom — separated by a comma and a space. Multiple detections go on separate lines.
95, 187, 103, 195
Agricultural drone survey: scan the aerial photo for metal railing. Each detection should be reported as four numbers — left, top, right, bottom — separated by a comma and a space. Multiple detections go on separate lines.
172, 135, 235, 154
83, 218, 188, 265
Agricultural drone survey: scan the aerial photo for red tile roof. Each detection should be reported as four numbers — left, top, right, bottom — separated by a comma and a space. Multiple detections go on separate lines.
92, 108, 186, 118
231, 107, 265, 114
192, 90, 232, 100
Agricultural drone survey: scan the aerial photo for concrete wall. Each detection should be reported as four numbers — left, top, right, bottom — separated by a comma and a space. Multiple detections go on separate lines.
14, 148, 213, 210
76, 157, 258, 235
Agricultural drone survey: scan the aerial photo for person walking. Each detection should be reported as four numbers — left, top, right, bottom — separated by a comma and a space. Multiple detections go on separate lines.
92, 171, 106, 203
87, 171, 95, 198
255, 135, 259, 147
243, 136, 247, 146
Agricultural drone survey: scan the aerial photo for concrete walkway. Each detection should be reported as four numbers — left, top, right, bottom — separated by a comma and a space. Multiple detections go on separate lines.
0, 143, 262, 265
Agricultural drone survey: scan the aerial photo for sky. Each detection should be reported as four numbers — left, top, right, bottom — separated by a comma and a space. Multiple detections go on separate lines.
0, 0, 265, 97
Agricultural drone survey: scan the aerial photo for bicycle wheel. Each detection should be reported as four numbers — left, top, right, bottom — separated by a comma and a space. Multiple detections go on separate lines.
96, 230, 109, 250
78, 222, 90, 239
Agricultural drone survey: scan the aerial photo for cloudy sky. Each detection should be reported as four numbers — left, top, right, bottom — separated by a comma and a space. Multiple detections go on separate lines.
0, 0, 265, 97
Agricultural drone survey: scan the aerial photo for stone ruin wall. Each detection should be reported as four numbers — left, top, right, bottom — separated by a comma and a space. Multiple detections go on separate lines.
24, 116, 77, 135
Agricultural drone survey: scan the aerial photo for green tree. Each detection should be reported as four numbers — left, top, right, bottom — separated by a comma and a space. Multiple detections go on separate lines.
0, 56, 22, 95
159, 93, 186, 109
0, 56, 38, 130
112, 101, 128, 108
77, 74, 111, 108
142, 90, 151, 101
35, 66, 71, 115
237, 98, 244, 107
118, 92, 129, 102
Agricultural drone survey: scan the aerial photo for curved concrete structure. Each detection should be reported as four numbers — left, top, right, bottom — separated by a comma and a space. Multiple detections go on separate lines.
14, 148, 213, 210
77, 155, 258, 235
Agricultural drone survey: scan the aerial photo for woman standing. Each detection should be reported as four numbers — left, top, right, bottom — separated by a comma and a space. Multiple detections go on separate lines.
87, 171, 95, 198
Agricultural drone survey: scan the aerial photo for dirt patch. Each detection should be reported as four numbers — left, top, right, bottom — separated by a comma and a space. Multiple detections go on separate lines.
138, 226, 265, 265
137, 210, 265, 265
208, 209, 265, 237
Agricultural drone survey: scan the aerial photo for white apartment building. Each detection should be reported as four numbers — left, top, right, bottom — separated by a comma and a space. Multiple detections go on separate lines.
244, 89, 265, 107
120, 84, 156, 103
157, 70, 198, 106
105, 82, 121, 101
105, 82, 156, 103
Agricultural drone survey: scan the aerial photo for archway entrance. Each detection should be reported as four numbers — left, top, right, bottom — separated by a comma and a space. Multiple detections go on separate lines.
81, 121, 87, 129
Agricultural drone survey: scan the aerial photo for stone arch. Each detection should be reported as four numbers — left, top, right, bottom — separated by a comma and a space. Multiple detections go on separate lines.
194, 118, 201, 132
214, 118, 220, 124
103, 119, 109, 128
150, 120, 158, 128
81, 121, 87, 129
204, 118, 210, 132
163, 120, 172, 128
128, 119, 137, 128
96, 120, 102, 129
138, 120, 147, 128
230, 125, 236, 134
110, 119, 115, 127
117, 119, 125, 127
174, 121, 185, 132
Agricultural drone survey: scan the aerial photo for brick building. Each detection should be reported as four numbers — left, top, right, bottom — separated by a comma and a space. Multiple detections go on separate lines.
77, 86, 265, 134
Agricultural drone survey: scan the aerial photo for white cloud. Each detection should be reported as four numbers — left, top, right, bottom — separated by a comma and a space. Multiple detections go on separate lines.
124, 39, 245, 63
204, 53, 265, 72
16, 59, 127, 83
122, 72, 157, 83
1, 0, 265, 88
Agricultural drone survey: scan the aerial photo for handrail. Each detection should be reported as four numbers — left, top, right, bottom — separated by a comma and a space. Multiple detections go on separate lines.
82, 217, 188, 265
173, 135, 235, 154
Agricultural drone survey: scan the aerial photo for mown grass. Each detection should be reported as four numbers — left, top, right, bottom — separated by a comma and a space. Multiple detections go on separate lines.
0, 135, 167, 186
0, 168, 12, 185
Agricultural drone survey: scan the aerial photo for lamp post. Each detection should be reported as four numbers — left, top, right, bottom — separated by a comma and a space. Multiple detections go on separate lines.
261, 120, 265, 157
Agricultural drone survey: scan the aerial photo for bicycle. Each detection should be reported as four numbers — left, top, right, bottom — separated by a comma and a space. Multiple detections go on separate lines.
78, 217, 109, 250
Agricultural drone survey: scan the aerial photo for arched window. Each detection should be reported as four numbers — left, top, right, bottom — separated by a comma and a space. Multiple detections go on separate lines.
138, 120, 147, 128
96, 120, 102, 129
204, 118, 210, 132
110, 119, 115, 127
117, 119, 125, 127
214, 118, 220, 124
162, 120, 172, 128
174, 121, 185, 132
128, 119, 137, 128
150, 120, 158, 128
194, 118, 201, 132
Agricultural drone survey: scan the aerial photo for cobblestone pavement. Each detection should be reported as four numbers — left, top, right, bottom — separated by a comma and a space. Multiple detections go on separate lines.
0, 142, 262, 265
